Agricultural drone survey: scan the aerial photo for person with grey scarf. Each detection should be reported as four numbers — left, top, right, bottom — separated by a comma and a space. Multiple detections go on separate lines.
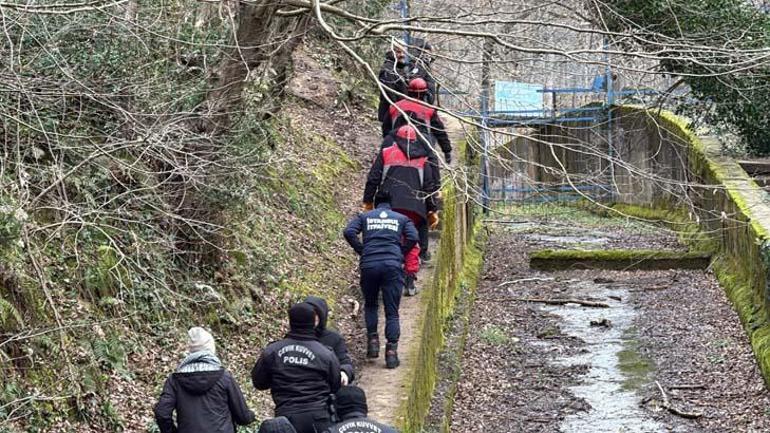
154, 327, 255, 433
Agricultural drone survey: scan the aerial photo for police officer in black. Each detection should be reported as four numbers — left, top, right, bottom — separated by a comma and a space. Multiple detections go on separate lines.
252, 302, 342, 433
343, 190, 419, 369
323, 386, 399, 433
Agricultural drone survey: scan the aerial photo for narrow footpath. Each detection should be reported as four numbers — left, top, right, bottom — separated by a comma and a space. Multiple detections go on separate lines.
449, 205, 770, 433
356, 117, 467, 424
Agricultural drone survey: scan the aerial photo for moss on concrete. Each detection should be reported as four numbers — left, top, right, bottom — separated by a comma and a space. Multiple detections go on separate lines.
397, 140, 483, 433
530, 248, 711, 271
611, 107, 770, 387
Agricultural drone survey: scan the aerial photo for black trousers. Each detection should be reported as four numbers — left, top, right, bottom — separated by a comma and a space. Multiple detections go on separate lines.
285, 411, 332, 433
417, 217, 429, 254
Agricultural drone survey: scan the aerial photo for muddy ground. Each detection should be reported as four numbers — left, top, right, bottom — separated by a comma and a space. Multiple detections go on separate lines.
449, 205, 770, 433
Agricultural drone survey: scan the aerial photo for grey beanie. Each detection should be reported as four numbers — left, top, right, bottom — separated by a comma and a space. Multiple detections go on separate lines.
187, 326, 216, 354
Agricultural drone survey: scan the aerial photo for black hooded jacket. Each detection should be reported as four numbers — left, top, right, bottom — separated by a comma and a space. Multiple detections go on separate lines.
154, 369, 255, 433
251, 326, 342, 416
377, 52, 408, 122
304, 296, 355, 381
363, 134, 439, 219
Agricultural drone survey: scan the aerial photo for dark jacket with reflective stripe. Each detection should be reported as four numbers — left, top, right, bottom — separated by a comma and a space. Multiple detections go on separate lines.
363, 136, 439, 219
251, 334, 341, 416
381, 98, 451, 156
343, 204, 418, 269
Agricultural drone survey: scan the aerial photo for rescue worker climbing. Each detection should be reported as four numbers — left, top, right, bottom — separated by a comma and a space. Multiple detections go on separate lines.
380, 78, 452, 166
405, 37, 436, 104
252, 302, 341, 433
377, 40, 409, 125
344, 189, 419, 369
154, 327, 255, 433
323, 386, 399, 433
364, 125, 440, 273
304, 296, 355, 385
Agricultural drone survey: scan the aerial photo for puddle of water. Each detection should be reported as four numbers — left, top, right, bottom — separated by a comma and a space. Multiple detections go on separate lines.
526, 234, 609, 245
539, 281, 664, 433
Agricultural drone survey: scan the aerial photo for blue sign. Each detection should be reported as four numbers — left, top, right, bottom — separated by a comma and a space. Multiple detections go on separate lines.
494, 81, 545, 117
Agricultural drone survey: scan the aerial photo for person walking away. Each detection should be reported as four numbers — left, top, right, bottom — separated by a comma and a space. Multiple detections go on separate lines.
259, 417, 298, 433
377, 40, 409, 126
364, 125, 440, 265
304, 296, 355, 385
344, 190, 419, 368
405, 38, 436, 104
252, 302, 342, 433
323, 386, 399, 433
154, 327, 255, 433
380, 78, 452, 167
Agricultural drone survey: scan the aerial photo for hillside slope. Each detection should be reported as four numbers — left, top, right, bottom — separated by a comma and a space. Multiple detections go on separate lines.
0, 33, 382, 432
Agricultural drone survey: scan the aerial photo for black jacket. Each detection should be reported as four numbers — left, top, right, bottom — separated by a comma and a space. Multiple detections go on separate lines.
343, 204, 418, 269
363, 136, 440, 219
323, 412, 399, 433
405, 61, 436, 104
154, 369, 255, 433
377, 53, 408, 122
252, 333, 342, 416
304, 296, 355, 381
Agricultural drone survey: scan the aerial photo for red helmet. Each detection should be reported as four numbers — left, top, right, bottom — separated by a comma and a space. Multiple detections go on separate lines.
396, 125, 417, 140
408, 78, 428, 93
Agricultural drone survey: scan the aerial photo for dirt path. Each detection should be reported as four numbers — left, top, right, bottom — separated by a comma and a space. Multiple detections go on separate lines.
357, 116, 466, 424
450, 205, 770, 433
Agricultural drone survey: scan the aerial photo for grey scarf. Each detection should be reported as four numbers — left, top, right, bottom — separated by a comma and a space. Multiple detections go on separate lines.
176, 350, 223, 373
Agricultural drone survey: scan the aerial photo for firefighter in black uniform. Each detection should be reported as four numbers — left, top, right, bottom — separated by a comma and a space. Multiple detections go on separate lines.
252, 302, 341, 433
344, 189, 419, 369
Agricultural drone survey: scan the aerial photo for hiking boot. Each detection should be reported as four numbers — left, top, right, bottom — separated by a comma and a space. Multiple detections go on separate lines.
385, 342, 399, 369
404, 274, 417, 296
367, 334, 380, 358
419, 250, 431, 262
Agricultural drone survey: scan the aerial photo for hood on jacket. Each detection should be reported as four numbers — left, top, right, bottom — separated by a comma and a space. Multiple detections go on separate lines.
173, 369, 225, 395
304, 296, 329, 332
395, 134, 429, 159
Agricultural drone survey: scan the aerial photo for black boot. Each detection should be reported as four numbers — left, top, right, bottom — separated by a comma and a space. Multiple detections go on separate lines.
419, 250, 431, 262
404, 274, 417, 296
385, 342, 399, 369
367, 333, 380, 358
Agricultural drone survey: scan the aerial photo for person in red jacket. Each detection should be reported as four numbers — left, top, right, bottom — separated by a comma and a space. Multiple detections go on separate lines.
381, 78, 452, 165
363, 125, 439, 277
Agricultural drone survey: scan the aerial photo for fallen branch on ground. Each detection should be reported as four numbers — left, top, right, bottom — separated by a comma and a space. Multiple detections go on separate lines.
508, 298, 610, 308
497, 277, 555, 287
668, 383, 706, 390
655, 381, 703, 419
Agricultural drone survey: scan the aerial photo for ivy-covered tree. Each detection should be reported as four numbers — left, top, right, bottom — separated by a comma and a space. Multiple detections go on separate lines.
596, 0, 770, 155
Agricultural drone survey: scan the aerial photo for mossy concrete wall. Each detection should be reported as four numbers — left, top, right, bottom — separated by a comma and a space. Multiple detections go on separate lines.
499, 106, 770, 385
397, 140, 481, 433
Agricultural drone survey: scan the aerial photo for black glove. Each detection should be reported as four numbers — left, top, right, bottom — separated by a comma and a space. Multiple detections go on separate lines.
444, 152, 452, 164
